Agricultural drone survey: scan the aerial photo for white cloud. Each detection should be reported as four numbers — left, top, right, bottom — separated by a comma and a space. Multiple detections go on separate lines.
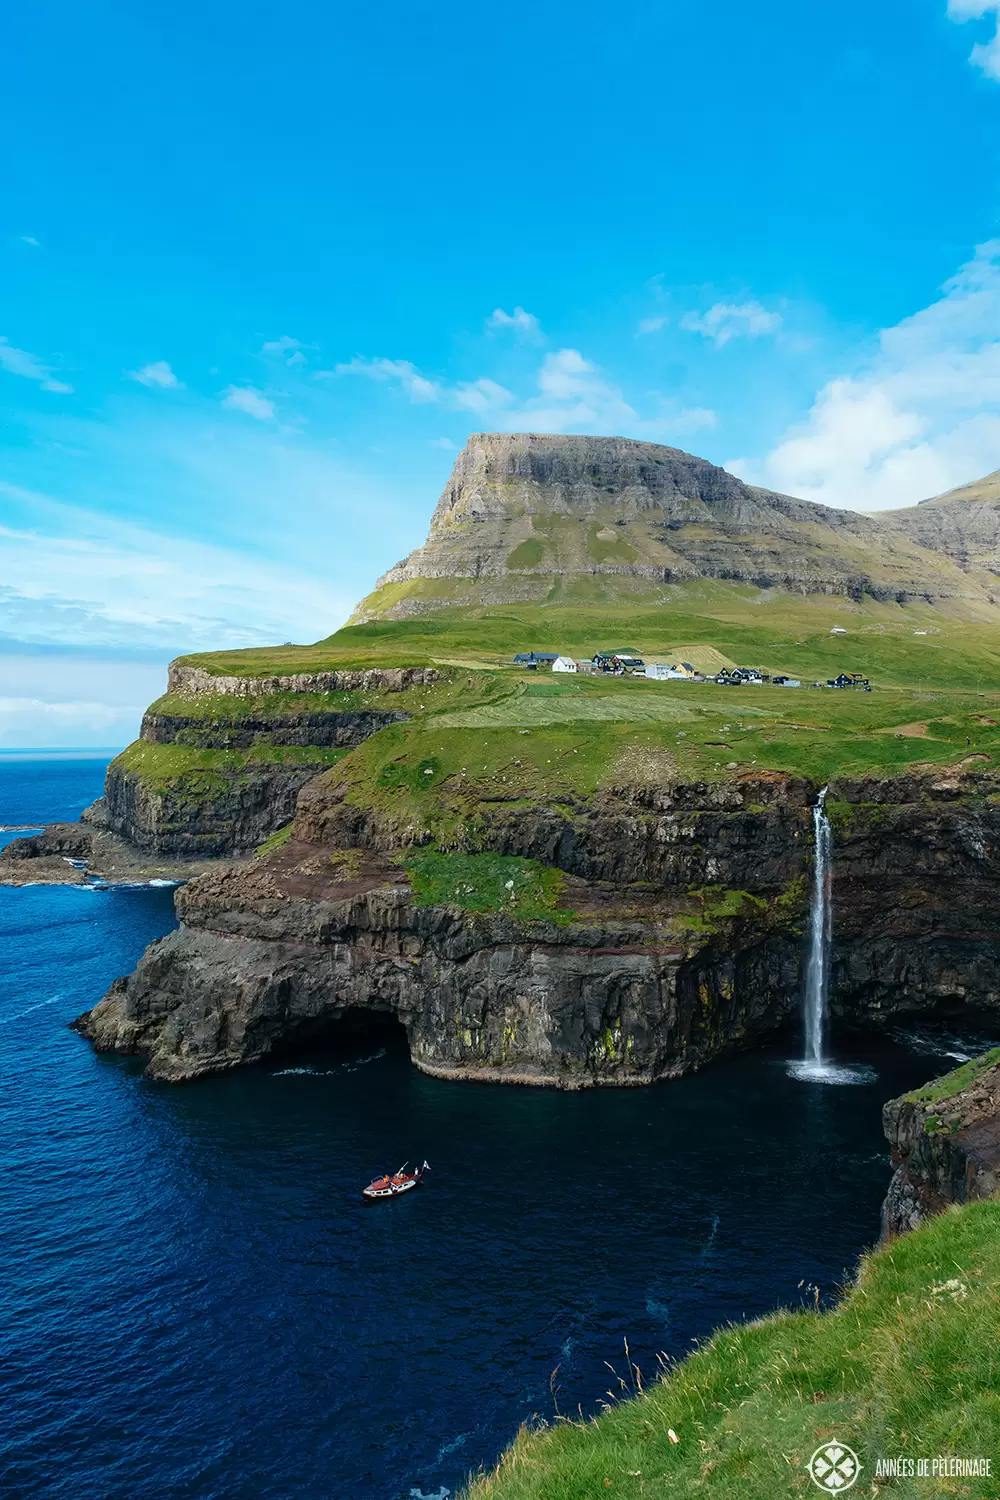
128, 360, 182, 389
20, 235, 40, 248
948, 0, 1000, 79
637, 315, 668, 335
429, 437, 456, 449
487, 306, 543, 341
734, 240, 1000, 508
327, 344, 712, 442
0, 337, 72, 393
221, 385, 276, 421
453, 377, 514, 413
331, 357, 442, 404
262, 335, 307, 365
495, 347, 717, 441
680, 301, 782, 348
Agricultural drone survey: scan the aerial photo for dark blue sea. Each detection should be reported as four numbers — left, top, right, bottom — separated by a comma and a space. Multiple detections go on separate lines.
2, 755, 997, 1500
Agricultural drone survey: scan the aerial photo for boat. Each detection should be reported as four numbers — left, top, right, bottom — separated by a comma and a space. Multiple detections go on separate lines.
362, 1160, 430, 1201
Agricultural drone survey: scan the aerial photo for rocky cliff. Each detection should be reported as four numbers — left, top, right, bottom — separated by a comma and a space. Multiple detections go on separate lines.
75, 763, 1000, 1085
882, 1048, 1000, 1237
90, 666, 440, 858
351, 433, 995, 620
888, 468, 1000, 577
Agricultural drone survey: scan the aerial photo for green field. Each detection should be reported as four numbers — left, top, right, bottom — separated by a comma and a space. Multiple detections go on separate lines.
160, 584, 1000, 804
464, 1196, 1000, 1500
177, 582, 1000, 694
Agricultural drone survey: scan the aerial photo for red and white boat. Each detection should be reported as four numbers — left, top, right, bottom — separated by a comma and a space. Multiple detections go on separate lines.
362, 1160, 430, 1201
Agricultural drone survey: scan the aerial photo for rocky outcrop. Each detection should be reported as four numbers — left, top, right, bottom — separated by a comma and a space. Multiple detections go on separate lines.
74, 762, 1000, 1086
886, 469, 1000, 577
92, 667, 441, 858
294, 768, 815, 890
351, 433, 990, 621
825, 769, 1000, 1020
166, 664, 439, 697
102, 759, 322, 858
0, 823, 92, 861
140, 706, 410, 750
0, 820, 225, 887
881, 1049, 1000, 1237
73, 844, 802, 1084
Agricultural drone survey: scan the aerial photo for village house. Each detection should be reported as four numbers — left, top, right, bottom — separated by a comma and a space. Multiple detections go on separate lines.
513, 652, 558, 669
552, 655, 578, 673
645, 662, 695, 680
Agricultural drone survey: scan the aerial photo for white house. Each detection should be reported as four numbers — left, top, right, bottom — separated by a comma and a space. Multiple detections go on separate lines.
552, 655, 578, 673
645, 662, 692, 681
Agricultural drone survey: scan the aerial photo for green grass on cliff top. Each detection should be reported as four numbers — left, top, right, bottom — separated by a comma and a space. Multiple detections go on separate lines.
463, 1197, 1000, 1500
314, 670, 1000, 848
148, 584, 1000, 796
905, 1047, 1000, 1105
176, 581, 1000, 692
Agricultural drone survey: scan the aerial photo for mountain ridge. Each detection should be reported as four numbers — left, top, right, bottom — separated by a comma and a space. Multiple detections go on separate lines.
351, 432, 1000, 622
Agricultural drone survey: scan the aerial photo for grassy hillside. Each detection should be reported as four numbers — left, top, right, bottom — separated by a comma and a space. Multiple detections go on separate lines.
159, 585, 1000, 809
464, 1197, 1000, 1500
177, 581, 1000, 686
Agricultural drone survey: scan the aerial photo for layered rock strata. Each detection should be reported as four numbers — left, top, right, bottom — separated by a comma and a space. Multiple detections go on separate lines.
351, 433, 991, 620
882, 1049, 1000, 1237
93, 666, 441, 858
73, 844, 803, 1085
75, 764, 1000, 1086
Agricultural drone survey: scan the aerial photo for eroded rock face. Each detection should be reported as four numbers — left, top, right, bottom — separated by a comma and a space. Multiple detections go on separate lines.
826, 771, 1000, 1020
350, 433, 987, 621
75, 764, 1000, 1089
102, 761, 323, 858
881, 1051, 1000, 1238
73, 848, 801, 1085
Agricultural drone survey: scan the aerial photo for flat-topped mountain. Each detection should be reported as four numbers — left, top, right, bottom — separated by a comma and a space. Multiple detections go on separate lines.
351, 433, 999, 621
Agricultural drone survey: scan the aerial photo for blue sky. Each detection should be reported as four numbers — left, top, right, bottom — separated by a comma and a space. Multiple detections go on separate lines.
4, 0, 1000, 745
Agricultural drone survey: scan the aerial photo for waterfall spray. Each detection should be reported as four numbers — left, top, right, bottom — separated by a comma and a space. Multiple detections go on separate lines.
803, 786, 832, 1066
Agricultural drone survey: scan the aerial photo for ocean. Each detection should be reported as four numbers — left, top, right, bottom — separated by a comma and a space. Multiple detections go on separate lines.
2, 756, 995, 1499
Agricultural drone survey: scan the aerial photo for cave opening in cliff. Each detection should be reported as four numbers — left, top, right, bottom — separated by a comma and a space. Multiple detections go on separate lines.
269, 1006, 410, 1066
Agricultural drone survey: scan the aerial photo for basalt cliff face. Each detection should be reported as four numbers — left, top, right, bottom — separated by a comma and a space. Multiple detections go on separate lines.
881, 1049, 1000, 1237
89, 666, 440, 859
76, 765, 1000, 1086
351, 433, 996, 620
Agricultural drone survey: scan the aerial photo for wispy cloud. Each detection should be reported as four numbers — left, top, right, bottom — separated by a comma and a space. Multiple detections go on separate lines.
262, 335, 307, 365
330, 356, 442, 403
221, 385, 276, 420
453, 377, 514, 413
948, 0, 1000, 80
731, 240, 1000, 508
495, 348, 716, 440
0, 337, 72, 393
128, 360, 182, 389
429, 436, 456, 449
487, 306, 543, 341
330, 343, 713, 441
637, 315, 668, 335
20, 235, 40, 248
680, 301, 782, 347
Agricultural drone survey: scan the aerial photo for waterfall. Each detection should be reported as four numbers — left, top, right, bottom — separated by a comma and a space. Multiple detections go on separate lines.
803, 786, 833, 1066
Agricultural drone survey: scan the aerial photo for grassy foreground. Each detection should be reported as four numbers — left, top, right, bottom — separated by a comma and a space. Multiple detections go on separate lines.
464, 1199, 1000, 1500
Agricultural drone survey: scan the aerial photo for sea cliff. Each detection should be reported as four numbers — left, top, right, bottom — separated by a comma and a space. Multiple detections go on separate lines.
74, 763, 1000, 1083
